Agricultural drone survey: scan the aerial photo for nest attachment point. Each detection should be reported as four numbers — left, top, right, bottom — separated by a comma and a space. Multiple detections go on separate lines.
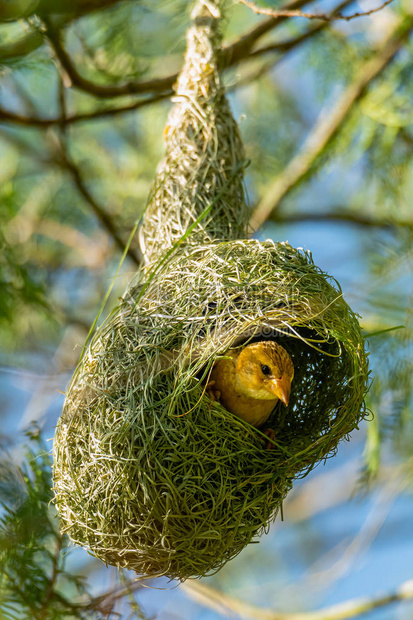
53, 240, 369, 580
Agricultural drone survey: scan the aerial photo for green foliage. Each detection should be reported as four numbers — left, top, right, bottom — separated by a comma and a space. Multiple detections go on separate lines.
0, 226, 48, 324
0, 430, 152, 619
316, 51, 413, 206
0, 431, 85, 619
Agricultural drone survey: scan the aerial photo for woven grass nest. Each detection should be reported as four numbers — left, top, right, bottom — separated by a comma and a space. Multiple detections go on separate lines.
53, 0, 369, 581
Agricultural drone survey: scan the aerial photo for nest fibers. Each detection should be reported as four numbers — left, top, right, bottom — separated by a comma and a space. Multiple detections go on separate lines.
53, 0, 369, 581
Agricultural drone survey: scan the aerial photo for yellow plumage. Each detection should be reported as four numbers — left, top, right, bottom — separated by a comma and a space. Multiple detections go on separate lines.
208, 341, 294, 428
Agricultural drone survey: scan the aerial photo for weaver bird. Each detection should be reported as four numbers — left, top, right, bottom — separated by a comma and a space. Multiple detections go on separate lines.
208, 341, 294, 431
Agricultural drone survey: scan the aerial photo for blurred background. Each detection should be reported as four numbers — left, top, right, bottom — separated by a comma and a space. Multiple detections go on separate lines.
0, 0, 413, 618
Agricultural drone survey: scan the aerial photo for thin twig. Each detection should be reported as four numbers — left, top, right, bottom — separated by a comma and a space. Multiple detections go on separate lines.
239, 0, 395, 22
250, 14, 413, 230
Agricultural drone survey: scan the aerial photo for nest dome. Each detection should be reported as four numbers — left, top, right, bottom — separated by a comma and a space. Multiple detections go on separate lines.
53, 240, 368, 580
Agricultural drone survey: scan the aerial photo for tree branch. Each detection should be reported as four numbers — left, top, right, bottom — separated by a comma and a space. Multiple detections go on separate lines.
239, 0, 395, 22
271, 210, 413, 229
0, 92, 171, 127
1, 0, 345, 129
250, 13, 413, 230
57, 144, 141, 266
183, 577, 413, 620
222, 0, 314, 65
229, 0, 355, 93
41, 0, 316, 100
1, 14, 329, 128
44, 17, 178, 99
247, 0, 355, 59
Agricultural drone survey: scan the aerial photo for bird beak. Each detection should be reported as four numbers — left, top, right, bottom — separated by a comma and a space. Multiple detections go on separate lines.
269, 376, 291, 406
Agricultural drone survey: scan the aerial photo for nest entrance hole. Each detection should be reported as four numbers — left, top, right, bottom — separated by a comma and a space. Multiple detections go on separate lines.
194, 323, 354, 453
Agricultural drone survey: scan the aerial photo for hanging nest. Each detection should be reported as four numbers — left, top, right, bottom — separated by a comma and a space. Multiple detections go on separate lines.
53, 0, 369, 581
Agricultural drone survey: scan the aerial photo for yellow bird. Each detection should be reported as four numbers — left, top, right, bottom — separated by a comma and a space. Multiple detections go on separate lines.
208, 341, 294, 431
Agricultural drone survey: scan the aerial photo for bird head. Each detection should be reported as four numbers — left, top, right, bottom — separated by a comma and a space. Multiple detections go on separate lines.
234, 341, 294, 405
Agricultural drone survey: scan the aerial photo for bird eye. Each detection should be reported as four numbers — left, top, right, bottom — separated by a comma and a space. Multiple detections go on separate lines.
261, 364, 271, 376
